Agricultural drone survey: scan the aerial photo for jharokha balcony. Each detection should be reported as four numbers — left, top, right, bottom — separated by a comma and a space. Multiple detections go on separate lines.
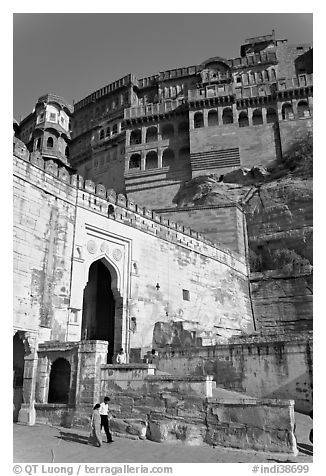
124, 98, 186, 121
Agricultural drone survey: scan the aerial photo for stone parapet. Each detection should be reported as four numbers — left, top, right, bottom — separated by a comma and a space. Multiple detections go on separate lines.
13, 146, 247, 275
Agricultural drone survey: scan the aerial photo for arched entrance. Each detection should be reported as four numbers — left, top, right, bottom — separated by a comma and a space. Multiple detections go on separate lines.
81, 259, 116, 362
13, 332, 25, 421
48, 358, 71, 403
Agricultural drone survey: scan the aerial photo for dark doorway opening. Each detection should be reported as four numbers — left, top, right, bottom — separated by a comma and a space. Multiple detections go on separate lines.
48, 358, 71, 403
81, 260, 115, 362
13, 332, 25, 421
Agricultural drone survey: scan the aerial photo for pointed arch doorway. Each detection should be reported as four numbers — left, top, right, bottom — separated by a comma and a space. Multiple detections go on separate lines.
81, 259, 118, 363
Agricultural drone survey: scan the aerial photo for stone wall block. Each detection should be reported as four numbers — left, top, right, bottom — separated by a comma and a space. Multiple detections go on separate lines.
117, 194, 127, 207
95, 184, 106, 197
84, 180, 95, 193
58, 168, 70, 183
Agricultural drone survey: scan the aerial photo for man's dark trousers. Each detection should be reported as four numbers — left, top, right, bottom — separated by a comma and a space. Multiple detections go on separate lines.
100, 415, 113, 442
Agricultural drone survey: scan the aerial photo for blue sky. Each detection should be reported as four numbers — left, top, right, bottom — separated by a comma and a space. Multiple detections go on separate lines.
13, 13, 313, 120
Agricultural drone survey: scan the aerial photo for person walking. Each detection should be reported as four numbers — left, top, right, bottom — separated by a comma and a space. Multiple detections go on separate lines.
88, 403, 102, 447
99, 396, 113, 443
116, 348, 127, 364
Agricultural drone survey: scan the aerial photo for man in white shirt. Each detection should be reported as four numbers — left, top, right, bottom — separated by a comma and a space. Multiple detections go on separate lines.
116, 348, 127, 364
99, 396, 113, 443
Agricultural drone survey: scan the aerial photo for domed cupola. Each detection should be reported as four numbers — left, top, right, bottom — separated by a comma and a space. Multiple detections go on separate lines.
198, 57, 232, 85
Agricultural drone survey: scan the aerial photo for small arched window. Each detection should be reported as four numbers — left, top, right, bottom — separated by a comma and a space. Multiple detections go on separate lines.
130, 129, 141, 145
106, 127, 111, 137
47, 137, 54, 148
146, 126, 158, 143
256, 71, 263, 83
252, 109, 263, 126
100, 130, 104, 140
297, 100, 310, 118
222, 108, 233, 125
194, 112, 204, 128
65, 146, 69, 158
129, 153, 141, 169
36, 138, 41, 150
145, 150, 158, 169
266, 107, 277, 123
238, 111, 249, 128
282, 103, 294, 120
208, 110, 218, 126
112, 124, 118, 135
270, 68, 276, 81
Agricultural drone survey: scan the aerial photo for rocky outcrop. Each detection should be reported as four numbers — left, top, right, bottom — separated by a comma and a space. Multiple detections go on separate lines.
170, 135, 313, 333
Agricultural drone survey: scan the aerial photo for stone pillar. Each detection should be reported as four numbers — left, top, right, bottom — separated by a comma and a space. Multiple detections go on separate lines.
141, 150, 146, 171
125, 129, 131, 146
262, 107, 267, 124
232, 104, 238, 124
218, 106, 223, 125
277, 101, 283, 121
189, 112, 194, 130
125, 155, 130, 173
158, 149, 163, 168
248, 107, 253, 126
203, 109, 208, 127
75, 340, 108, 408
141, 127, 146, 144
18, 350, 38, 425
292, 100, 298, 118
157, 124, 162, 142
308, 96, 313, 115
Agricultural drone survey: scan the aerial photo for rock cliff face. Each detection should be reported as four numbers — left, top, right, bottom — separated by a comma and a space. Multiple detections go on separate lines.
170, 135, 313, 334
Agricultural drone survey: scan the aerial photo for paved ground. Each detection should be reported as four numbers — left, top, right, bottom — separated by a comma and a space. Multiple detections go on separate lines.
13, 412, 312, 464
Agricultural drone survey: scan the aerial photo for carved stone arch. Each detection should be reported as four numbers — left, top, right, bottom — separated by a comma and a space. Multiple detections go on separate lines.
83, 252, 122, 296
81, 253, 124, 361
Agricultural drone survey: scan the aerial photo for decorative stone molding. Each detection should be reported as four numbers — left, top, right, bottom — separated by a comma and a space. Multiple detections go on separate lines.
86, 240, 97, 254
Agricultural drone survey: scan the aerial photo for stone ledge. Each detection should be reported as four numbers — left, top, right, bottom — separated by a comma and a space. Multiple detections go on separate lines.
145, 375, 213, 382
206, 397, 295, 407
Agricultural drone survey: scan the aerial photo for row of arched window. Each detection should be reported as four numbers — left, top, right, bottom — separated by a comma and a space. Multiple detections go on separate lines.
234, 68, 277, 85
193, 100, 311, 128
34, 137, 69, 157
129, 122, 189, 146
193, 108, 277, 128
99, 122, 124, 140
128, 146, 189, 170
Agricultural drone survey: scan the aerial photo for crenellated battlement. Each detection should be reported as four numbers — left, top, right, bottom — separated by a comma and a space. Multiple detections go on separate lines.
13, 137, 247, 274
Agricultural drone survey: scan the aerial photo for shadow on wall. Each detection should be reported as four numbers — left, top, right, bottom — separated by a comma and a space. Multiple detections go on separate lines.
262, 373, 312, 413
